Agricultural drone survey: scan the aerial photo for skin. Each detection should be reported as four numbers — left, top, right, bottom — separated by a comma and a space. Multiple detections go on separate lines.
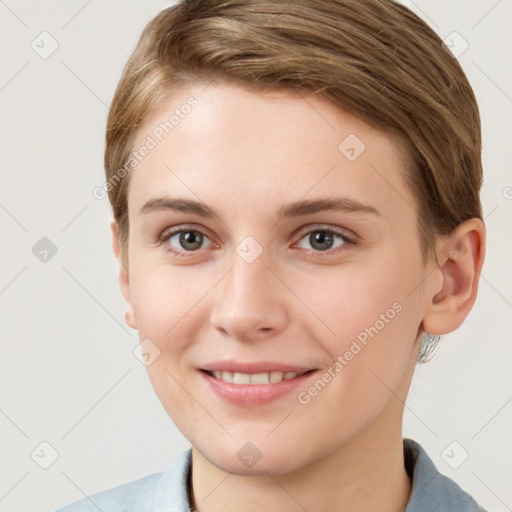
112, 80, 485, 512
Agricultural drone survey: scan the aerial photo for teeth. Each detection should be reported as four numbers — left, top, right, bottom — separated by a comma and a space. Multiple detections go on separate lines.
221, 371, 234, 383
210, 370, 304, 384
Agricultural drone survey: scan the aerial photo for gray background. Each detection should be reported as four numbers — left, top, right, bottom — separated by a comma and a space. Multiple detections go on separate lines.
0, 1, 511, 511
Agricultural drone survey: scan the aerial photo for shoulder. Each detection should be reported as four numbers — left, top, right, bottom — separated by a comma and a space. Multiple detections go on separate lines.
55, 448, 192, 512
55, 471, 161, 512
404, 438, 488, 512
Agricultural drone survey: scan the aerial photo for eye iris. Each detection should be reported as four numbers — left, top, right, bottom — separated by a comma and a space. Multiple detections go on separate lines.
310, 231, 333, 251
179, 231, 203, 250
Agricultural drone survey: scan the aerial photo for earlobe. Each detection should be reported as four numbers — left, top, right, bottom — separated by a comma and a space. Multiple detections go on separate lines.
422, 218, 485, 335
125, 306, 137, 330
110, 221, 137, 330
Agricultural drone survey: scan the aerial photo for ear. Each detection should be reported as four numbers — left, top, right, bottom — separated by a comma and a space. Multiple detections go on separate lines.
111, 221, 137, 330
422, 218, 486, 335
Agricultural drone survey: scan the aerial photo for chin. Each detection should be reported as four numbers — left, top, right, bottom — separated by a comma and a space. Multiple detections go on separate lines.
194, 437, 310, 477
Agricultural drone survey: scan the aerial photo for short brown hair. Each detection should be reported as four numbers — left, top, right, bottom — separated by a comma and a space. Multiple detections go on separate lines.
104, 0, 483, 357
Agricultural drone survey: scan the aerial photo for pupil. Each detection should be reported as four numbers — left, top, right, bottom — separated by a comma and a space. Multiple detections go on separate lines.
310, 231, 333, 251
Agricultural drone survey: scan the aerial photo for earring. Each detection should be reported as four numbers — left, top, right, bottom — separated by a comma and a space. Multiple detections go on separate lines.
418, 333, 441, 363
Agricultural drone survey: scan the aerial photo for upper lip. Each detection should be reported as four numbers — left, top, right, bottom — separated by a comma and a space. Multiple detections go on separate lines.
200, 361, 316, 374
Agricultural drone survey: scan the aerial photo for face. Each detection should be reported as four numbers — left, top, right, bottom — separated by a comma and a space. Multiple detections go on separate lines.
121, 80, 434, 475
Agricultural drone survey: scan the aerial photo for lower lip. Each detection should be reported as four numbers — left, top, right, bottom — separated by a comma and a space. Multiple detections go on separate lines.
199, 370, 318, 405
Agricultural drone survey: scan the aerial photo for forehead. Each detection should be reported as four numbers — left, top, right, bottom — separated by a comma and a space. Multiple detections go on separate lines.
128, 81, 414, 221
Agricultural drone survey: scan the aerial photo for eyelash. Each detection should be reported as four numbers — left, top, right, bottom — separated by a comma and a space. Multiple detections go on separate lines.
157, 224, 357, 258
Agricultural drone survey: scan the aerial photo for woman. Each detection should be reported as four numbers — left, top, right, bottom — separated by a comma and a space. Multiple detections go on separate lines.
57, 0, 488, 510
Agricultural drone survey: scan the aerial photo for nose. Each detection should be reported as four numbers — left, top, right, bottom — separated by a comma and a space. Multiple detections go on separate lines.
209, 250, 288, 341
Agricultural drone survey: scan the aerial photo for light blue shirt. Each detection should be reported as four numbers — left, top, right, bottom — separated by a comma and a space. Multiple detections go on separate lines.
55, 438, 487, 511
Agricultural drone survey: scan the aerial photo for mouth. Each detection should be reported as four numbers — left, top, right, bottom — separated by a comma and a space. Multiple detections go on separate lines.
200, 369, 316, 385
199, 367, 319, 405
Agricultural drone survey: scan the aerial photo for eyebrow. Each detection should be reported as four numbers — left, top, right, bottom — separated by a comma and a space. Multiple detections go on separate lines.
139, 196, 380, 218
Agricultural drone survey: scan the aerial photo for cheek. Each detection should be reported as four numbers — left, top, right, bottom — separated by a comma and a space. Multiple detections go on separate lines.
128, 262, 213, 421
293, 254, 420, 345
291, 255, 422, 404
129, 258, 212, 336
293, 282, 417, 443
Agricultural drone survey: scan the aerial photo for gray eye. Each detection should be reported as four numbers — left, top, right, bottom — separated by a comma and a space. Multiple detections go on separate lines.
297, 230, 346, 251
169, 230, 208, 251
